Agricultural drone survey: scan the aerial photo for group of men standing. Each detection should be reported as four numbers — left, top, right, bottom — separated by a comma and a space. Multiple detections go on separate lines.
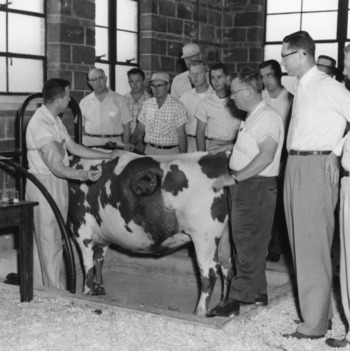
24, 28, 350, 347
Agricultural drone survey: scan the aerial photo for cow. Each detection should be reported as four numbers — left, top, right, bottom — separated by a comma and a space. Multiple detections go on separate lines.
67, 150, 233, 316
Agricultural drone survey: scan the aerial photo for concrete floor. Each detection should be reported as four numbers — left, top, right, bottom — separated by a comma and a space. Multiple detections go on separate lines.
67, 245, 294, 328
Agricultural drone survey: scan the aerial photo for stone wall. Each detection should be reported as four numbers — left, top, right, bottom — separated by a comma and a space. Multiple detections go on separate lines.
140, 0, 265, 79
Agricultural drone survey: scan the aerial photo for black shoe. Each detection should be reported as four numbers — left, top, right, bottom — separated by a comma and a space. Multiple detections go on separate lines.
4, 273, 19, 285
207, 298, 240, 317
266, 253, 280, 262
255, 293, 268, 306
294, 319, 332, 330
326, 338, 350, 348
283, 331, 324, 340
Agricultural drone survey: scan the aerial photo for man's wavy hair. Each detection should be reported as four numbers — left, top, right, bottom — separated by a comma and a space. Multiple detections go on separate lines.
233, 67, 263, 93
43, 78, 71, 103
283, 30, 315, 58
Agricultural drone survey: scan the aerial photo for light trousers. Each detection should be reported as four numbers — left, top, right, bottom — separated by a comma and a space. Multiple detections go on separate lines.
284, 155, 338, 336
26, 174, 68, 289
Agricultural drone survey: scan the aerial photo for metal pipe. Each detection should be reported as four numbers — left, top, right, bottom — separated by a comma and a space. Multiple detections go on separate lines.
0, 159, 76, 294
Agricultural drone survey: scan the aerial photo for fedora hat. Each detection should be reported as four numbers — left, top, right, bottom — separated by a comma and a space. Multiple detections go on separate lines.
181, 43, 200, 58
150, 72, 169, 83
316, 55, 336, 70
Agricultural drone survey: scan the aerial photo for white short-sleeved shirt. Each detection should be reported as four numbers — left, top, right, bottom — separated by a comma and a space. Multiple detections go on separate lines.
170, 71, 192, 99
138, 94, 187, 146
26, 105, 71, 175
287, 66, 350, 151
180, 85, 215, 136
229, 101, 284, 177
79, 89, 132, 135
262, 87, 293, 129
195, 94, 241, 141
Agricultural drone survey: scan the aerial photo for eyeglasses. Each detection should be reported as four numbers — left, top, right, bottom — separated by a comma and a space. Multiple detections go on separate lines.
150, 83, 168, 88
189, 71, 205, 78
281, 51, 298, 62
89, 75, 105, 83
231, 88, 247, 97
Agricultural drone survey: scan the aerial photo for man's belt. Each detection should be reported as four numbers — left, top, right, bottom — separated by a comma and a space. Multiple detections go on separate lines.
343, 170, 350, 177
85, 133, 122, 138
147, 143, 178, 149
187, 135, 211, 140
289, 150, 332, 156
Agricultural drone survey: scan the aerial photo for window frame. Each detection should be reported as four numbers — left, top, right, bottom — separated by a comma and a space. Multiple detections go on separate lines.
95, 0, 140, 92
0, 1, 47, 95
263, 0, 349, 81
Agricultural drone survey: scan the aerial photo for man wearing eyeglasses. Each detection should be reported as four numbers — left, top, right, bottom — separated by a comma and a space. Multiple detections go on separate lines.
207, 67, 284, 318
132, 72, 187, 155
79, 67, 132, 148
280, 31, 350, 341
179, 60, 214, 152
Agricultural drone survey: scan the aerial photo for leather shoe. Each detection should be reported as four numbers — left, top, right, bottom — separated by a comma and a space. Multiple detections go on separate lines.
283, 331, 324, 340
207, 298, 240, 317
255, 294, 268, 306
294, 319, 332, 330
326, 338, 350, 348
4, 272, 19, 285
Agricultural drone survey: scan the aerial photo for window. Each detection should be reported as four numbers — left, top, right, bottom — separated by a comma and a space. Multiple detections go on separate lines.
0, 0, 46, 94
264, 0, 348, 78
95, 0, 139, 95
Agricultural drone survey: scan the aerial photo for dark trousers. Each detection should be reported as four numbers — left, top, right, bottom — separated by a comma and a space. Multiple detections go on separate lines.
229, 176, 277, 302
268, 170, 287, 256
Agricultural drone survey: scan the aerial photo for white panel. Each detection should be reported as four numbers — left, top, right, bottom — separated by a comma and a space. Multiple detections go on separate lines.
8, 14, 44, 55
303, 0, 338, 11
266, 14, 301, 42
116, 31, 138, 64
8, 0, 44, 13
96, 0, 109, 27
9, 58, 43, 93
302, 12, 337, 40
267, 0, 301, 14
117, 0, 138, 32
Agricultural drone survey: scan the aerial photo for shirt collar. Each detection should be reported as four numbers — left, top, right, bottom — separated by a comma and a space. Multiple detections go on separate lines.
297, 65, 318, 89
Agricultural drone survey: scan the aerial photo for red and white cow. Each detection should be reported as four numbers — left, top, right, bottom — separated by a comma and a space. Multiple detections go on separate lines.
68, 150, 233, 316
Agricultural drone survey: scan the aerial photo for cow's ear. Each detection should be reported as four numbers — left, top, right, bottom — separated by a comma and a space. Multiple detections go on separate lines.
130, 170, 159, 196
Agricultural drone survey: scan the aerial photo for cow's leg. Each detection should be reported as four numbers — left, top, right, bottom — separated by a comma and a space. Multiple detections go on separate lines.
191, 229, 222, 316
92, 246, 108, 296
216, 223, 234, 302
75, 238, 95, 295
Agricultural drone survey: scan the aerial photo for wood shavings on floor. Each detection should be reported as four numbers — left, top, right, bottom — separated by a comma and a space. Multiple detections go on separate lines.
0, 283, 349, 351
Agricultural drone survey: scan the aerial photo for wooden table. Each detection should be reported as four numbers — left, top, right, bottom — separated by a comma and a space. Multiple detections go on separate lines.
0, 200, 38, 302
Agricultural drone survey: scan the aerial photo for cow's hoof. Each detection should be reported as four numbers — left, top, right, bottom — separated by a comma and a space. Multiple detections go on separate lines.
91, 285, 106, 296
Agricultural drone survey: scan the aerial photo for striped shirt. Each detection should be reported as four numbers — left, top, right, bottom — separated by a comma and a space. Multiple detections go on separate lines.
124, 91, 151, 133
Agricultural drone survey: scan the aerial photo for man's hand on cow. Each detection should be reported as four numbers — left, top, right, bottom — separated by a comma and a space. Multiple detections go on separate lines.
212, 175, 236, 191
210, 144, 233, 155
87, 169, 102, 182
109, 149, 120, 159
325, 152, 340, 186
123, 143, 134, 151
